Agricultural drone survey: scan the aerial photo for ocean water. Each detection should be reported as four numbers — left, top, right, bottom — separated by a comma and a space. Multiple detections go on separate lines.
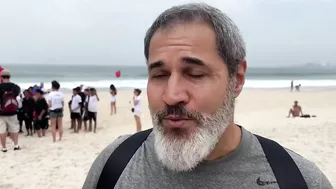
3, 64, 336, 91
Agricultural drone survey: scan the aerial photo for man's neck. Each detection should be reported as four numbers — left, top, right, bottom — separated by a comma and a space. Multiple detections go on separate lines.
206, 123, 242, 160
2, 79, 10, 83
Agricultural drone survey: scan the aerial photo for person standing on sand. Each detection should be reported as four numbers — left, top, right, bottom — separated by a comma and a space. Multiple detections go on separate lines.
83, 3, 332, 189
87, 88, 99, 133
0, 70, 21, 152
109, 84, 117, 115
70, 87, 82, 133
132, 88, 142, 132
34, 89, 49, 137
290, 80, 294, 92
47, 80, 64, 142
77, 86, 86, 130
82, 88, 90, 131
16, 93, 24, 133
22, 90, 35, 136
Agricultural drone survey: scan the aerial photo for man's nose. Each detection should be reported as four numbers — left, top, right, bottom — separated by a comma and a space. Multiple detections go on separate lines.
162, 75, 189, 106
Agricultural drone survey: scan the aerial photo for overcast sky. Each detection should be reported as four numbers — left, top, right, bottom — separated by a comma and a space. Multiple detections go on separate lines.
0, 0, 335, 67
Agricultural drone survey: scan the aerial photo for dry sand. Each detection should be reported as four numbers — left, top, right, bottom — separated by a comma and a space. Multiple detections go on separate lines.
0, 89, 335, 189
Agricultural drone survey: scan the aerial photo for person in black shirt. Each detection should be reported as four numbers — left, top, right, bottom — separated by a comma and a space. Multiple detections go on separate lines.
82, 88, 90, 131
22, 90, 35, 136
34, 89, 48, 137
78, 86, 86, 130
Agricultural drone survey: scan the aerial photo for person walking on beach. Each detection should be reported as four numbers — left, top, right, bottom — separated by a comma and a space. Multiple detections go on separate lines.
109, 84, 117, 115
87, 88, 99, 133
132, 88, 142, 132
47, 80, 64, 142
83, 3, 332, 189
70, 87, 82, 133
0, 70, 21, 152
22, 90, 35, 136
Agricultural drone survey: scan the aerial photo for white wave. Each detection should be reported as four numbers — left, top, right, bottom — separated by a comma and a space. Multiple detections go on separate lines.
13, 79, 336, 90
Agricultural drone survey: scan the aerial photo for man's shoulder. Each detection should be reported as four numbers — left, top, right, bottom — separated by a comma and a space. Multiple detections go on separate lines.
286, 149, 333, 188
88, 134, 132, 174
102, 135, 132, 155
75, 95, 81, 100
83, 134, 132, 189
0, 82, 19, 89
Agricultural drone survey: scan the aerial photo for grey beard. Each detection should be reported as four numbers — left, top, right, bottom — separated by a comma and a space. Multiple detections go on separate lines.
150, 82, 236, 172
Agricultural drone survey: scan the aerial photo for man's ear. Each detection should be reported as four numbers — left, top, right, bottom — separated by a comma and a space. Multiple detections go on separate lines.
234, 60, 247, 97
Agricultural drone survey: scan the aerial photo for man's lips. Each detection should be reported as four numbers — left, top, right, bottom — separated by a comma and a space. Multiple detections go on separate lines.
162, 115, 193, 128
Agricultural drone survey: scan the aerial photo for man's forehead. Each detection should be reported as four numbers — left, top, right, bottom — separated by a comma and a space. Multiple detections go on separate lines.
149, 22, 217, 50
147, 26, 223, 68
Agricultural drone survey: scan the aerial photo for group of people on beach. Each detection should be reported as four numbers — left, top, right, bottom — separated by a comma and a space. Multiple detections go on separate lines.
0, 69, 144, 152
68, 86, 99, 133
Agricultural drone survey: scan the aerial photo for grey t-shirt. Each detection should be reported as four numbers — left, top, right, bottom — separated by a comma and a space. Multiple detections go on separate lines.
83, 127, 332, 189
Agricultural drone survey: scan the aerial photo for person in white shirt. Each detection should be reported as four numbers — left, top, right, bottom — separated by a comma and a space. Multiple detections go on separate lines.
70, 87, 82, 133
86, 88, 99, 133
132, 88, 142, 132
109, 84, 117, 115
47, 80, 64, 143
16, 93, 24, 133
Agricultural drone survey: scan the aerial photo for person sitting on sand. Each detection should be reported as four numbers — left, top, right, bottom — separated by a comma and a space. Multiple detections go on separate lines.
288, 101, 315, 118
288, 100, 303, 117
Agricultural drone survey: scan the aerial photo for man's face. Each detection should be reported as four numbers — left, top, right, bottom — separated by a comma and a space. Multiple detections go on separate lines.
147, 22, 246, 172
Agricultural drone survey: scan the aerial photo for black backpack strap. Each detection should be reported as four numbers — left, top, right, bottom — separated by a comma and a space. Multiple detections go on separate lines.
97, 129, 153, 189
255, 135, 308, 189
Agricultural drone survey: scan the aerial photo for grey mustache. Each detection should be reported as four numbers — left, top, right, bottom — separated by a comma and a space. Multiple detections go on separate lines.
155, 105, 202, 124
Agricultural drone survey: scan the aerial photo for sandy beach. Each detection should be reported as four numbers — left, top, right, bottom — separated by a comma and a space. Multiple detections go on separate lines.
0, 89, 335, 189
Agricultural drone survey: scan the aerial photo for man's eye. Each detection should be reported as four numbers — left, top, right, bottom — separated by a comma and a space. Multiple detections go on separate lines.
188, 73, 205, 78
151, 74, 168, 78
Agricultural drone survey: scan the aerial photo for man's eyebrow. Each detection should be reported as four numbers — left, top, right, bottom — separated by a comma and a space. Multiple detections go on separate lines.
148, 57, 206, 70
148, 61, 164, 71
182, 57, 206, 66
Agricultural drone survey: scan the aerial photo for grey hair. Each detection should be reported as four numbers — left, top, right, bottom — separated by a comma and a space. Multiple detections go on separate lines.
144, 3, 246, 77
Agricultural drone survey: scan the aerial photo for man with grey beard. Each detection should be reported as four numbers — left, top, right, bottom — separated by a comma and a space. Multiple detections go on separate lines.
83, 3, 332, 189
